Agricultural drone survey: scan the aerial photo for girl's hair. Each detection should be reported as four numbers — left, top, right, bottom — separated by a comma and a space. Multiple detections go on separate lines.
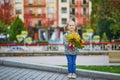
64, 20, 78, 32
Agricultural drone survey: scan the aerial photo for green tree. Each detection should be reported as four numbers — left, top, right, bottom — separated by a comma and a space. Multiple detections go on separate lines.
90, 0, 120, 42
9, 16, 25, 41
0, 20, 9, 43
0, 20, 9, 34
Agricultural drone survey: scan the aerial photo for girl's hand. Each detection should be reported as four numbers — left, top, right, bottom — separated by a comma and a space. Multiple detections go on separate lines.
68, 42, 74, 50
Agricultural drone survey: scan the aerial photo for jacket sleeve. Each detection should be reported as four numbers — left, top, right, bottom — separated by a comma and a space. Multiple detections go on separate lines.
63, 33, 69, 48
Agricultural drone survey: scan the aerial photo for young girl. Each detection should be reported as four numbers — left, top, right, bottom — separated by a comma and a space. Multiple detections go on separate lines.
63, 20, 79, 79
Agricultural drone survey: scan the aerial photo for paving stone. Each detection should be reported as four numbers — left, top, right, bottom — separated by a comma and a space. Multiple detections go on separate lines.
26, 71, 42, 80
4, 68, 25, 80
0, 67, 19, 80
10, 69, 32, 80
0, 65, 110, 80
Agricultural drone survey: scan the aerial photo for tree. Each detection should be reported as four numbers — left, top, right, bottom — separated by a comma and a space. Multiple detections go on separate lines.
0, 20, 9, 43
0, 0, 14, 25
90, 0, 120, 42
9, 16, 25, 41
0, 20, 9, 34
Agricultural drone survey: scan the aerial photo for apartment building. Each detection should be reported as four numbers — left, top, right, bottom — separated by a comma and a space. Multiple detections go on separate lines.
58, 0, 90, 28
24, 0, 46, 27
70, 0, 90, 27
13, 0, 24, 21
12, 0, 90, 41
58, 0, 70, 28
46, 0, 58, 27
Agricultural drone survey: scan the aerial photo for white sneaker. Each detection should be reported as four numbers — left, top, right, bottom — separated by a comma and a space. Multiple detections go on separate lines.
67, 73, 72, 78
71, 73, 76, 79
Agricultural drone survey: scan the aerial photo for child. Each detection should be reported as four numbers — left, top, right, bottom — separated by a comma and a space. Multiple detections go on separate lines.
63, 20, 79, 79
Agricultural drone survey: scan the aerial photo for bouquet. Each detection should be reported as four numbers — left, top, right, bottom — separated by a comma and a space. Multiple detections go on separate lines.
67, 31, 85, 50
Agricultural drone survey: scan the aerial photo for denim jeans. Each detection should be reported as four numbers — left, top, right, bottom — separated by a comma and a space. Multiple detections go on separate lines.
66, 54, 77, 73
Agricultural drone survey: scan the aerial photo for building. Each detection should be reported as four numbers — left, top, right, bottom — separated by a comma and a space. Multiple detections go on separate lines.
58, 0, 70, 28
24, 0, 47, 27
13, 0, 24, 21
70, 0, 90, 27
58, 0, 90, 28
24, 0, 46, 40
12, 0, 90, 41
46, 0, 58, 28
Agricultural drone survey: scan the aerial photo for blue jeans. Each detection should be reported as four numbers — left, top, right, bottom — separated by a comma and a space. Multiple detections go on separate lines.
66, 54, 77, 73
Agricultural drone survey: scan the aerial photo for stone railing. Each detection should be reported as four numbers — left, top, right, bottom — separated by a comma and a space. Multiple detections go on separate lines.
83, 42, 120, 51
0, 42, 119, 52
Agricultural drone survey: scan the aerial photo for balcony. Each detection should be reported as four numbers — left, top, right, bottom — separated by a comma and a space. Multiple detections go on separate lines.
70, 2, 76, 7
70, 13, 76, 18
81, 3, 89, 8
24, 13, 46, 18
24, 3, 46, 7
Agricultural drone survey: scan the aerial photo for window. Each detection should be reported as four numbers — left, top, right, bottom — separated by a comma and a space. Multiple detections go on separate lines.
16, 7, 22, 14
62, 18, 67, 24
61, 7, 67, 13
72, 0, 75, 4
71, 8, 75, 14
15, 0, 22, 3
61, 0, 67, 3
38, 20, 42, 26
29, 0, 33, 4
29, 8, 33, 14
72, 18, 75, 22
83, 8, 86, 15
48, 7, 54, 14
47, 0, 54, 3
38, 0, 41, 4
83, 0, 86, 4
38, 8, 42, 14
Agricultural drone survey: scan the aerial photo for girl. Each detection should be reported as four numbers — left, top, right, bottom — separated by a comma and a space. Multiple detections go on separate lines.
63, 20, 79, 79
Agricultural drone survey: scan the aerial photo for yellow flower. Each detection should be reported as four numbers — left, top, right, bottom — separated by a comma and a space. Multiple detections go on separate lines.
67, 31, 85, 49
80, 39, 85, 44
67, 31, 80, 42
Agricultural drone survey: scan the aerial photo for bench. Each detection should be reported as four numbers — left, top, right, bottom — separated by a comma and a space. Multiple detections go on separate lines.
108, 50, 120, 63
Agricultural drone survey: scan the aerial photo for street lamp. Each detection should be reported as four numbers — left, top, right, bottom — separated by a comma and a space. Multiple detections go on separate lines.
83, 33, 89, 41
93, 35, 100, 42
87, 29, 93, 51
25, 37, 32, 44
16, 34, 23, 43
21, 31, 28, 46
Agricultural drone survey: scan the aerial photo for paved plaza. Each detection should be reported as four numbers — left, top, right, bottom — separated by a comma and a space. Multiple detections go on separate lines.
0, 55, 120, 66
0, 65, 109, 80
0, 55, 120, 80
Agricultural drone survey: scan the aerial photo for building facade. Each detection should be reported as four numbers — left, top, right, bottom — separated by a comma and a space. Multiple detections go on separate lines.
13, 0, 24, 21
58, 0, 70, 27
24, 0, 46, 27
70, 0, 90, 27
12, 0, 91, 41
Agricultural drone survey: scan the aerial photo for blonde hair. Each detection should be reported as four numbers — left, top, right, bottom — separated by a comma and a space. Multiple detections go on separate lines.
64, 20, 78, 32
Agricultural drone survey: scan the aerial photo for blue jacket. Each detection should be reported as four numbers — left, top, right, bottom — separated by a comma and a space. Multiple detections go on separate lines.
63, 32, 79, 55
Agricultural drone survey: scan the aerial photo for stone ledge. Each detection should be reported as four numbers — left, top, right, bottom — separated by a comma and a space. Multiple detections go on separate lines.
0, 60, 119, 80
0, 51, 108, 57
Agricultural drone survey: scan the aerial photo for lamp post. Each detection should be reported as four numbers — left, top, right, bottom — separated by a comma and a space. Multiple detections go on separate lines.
21, 31, 28, 46
16, 35, 23, 43
87, 29, 93, 51
83, 33, 89, 41
88, 33, 93, 51
25, 37, 32, 44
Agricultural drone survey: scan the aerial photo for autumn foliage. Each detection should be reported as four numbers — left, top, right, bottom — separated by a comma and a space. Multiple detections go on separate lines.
0, 0, 14, 24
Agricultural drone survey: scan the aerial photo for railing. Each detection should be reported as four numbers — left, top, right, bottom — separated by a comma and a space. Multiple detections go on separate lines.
83, 42, 120, 51
0, 42, 120, 52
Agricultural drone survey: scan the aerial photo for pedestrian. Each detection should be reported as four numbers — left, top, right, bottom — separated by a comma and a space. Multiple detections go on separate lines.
63, 20, 80, 79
